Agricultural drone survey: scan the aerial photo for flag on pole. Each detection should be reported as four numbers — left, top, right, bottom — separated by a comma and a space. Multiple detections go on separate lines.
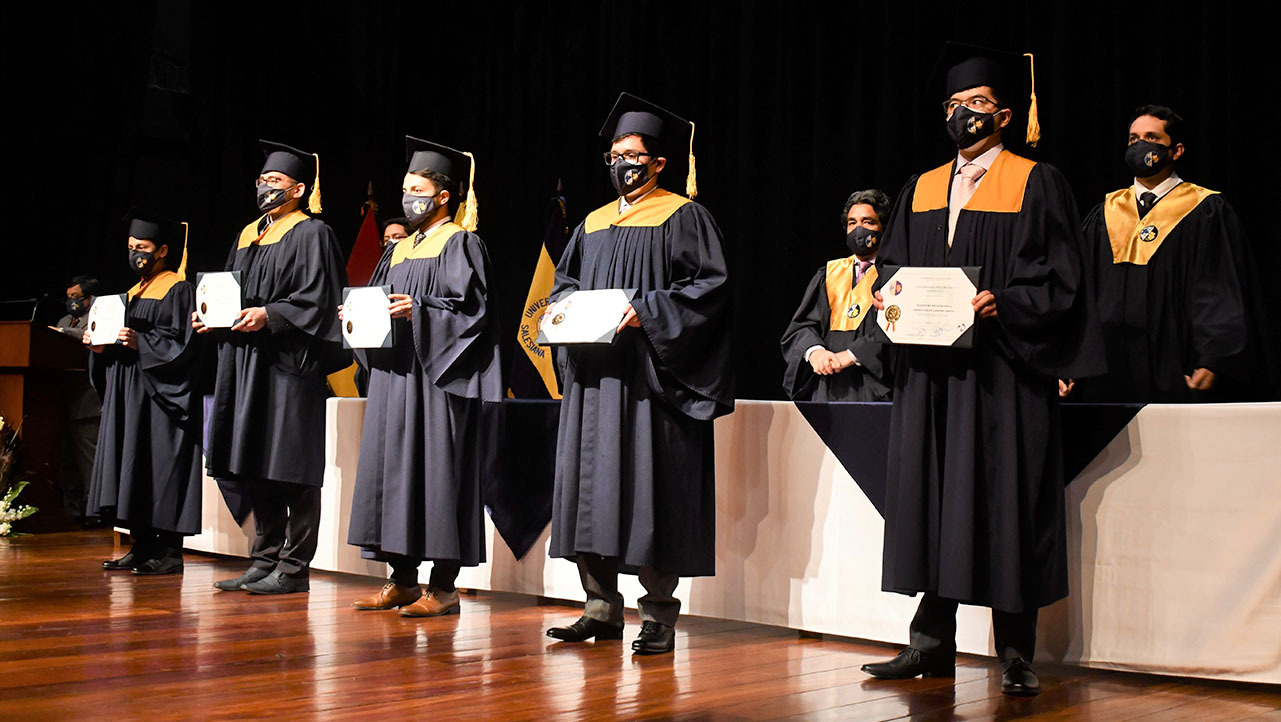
508, 183, 570, 398
346, 182, 382, 286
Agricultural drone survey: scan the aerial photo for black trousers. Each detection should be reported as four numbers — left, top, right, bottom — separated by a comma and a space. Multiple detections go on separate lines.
249, 480, 321, 577
127, 528, 183, 558
908, 593, 1038, 663
387, 556, 462, 591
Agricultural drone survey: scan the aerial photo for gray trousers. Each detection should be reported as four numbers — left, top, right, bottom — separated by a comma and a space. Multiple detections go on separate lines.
908, 593, 1039, 663
249, 480, 321, 577
577, 553, 681, 628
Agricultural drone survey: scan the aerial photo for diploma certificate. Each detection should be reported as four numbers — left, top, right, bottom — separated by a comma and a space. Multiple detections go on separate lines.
876, 266, 981, 348
195, 271, 243, 328
341, 285, 393, 349
86, 294, 126, 346
536, 288, 638, 346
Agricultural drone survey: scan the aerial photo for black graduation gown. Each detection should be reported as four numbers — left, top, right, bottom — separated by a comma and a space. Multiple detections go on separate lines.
876, 150, 1104, 613
1077, 186, 1250, 402
205, 211, 347, 493
549, 189, 733, 577
347, 223, 502, 566
780, 261, 892, 401
87, 272, 203, 535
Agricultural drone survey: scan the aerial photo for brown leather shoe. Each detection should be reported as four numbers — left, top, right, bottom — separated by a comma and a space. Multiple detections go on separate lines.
352, 582, 422, 610
399, 586, 460, 617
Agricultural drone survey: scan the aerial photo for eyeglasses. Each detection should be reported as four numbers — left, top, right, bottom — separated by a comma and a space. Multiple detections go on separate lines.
943, 95, 1000, 116
256, 175, 297, 190
602, 150, 653, 166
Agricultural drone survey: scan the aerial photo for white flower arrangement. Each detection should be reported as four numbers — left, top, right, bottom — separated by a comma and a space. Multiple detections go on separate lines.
0, 415, 39, 537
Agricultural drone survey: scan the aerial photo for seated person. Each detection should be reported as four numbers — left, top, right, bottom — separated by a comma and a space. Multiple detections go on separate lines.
781, 189, 894, 401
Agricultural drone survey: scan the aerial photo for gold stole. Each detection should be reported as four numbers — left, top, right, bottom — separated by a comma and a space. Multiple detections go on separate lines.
127, 270, 181, 301
389, 222, 464, 267
1103, 183, 1218, 265
911, 150, 1037, 214
237, 210, 310, 249
583, 188, 690, 234
826, 260, 878, 331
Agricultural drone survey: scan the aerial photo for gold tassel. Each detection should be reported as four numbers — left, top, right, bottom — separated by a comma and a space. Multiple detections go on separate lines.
686, 121, 698, 199
460, 151, 479, 232
1024, 52, 1041, 147
176, 221, 189, 281
308, 152, 324, 213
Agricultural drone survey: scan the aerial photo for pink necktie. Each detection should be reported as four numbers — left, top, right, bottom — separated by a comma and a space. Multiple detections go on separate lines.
948, 162, 987, 246
855, 260, 871, 284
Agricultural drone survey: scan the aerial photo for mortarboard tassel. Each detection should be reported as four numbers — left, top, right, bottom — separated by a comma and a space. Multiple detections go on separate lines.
686, 121, 698, 199
308, 152, 324, 214
177, 222, 189, 281
1024, 52, 1041, 147
460, 151, 479, 232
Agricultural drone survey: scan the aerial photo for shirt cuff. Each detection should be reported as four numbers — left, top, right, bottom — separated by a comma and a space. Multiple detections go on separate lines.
804, 344, 825, 363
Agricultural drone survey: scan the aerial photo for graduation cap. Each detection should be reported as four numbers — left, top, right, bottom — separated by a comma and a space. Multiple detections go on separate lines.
599, 92, 699, 198
404, 136, 479, 232
259, 139, 323, 213
124, 207, 189, 280
936, 42, 1041, 147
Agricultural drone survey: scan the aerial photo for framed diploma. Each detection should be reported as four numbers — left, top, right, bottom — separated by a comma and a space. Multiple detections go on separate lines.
195, 271, 243, 328
341, 285, 393, 349
85, 294, 127, 346
876, 265, 981, 348
536, 288, 638, 346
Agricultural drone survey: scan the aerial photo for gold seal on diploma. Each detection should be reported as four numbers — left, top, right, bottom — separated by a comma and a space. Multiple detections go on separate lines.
346, 321, 354, 334
551, 313, 565, 326
200, 302, 208, 314
886, 305, 901, 331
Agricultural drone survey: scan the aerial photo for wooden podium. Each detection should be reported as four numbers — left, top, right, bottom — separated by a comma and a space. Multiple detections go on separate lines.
0, 321, 93, 532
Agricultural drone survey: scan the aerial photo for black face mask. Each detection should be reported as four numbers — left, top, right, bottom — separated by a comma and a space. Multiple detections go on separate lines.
65, 296, 89, 316
946, 106, 1000, 149
846, 226, 880, 257
256, 180, 298, 212
610, 158, 652, 196
402, 192, 440, 229
129, 249, 158, 277
1124, 140, 1174, 178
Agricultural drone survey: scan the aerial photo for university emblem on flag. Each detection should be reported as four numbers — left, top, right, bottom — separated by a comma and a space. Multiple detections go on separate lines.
1139, 225, 1158, 242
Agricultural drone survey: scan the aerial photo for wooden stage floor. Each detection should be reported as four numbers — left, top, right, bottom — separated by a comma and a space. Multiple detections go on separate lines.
2, 531, 1278, 721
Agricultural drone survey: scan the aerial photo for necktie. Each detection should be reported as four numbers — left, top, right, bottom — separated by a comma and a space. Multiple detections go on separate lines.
1138, 191, 1157, 218
948, 162, 987, 246
855, 260, 872, 284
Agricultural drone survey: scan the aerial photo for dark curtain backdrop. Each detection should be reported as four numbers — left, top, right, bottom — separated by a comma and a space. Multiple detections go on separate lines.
8, 3, 1274, 399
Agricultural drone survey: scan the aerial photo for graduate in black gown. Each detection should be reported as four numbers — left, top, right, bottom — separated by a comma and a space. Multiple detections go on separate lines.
781, 189, 894, 401
88, 209, 202, 575
347, 139, 501, 617
545, 94, 733, 655
199, 141, 348, 595
1070, 105, 1258, 402
860, 45, 1104, 696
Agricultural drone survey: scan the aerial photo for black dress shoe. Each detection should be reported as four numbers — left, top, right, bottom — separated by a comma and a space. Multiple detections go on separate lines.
546, 616, 624, 642
861, 647, 956, 679
102, 549, 144, 571
133, 555, 183, 576
213, 567, 271, 591
1000, 657, 1041, 696
242, 570, 310, 595
631, 620, 675, 655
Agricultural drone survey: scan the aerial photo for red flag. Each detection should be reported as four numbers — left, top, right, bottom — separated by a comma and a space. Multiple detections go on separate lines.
346, 189, 382, 286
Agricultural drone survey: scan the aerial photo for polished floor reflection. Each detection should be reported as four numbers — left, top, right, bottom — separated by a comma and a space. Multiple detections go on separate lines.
2, 531, 1278, 720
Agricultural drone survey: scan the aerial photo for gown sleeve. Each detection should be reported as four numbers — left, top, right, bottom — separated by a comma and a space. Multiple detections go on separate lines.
780, 267, 829, 400
628, 203, 734, 419
135, 281, 200, 422
409, 232, 502, 401
992, 163, 1106, 380
262, 222, 347, 343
